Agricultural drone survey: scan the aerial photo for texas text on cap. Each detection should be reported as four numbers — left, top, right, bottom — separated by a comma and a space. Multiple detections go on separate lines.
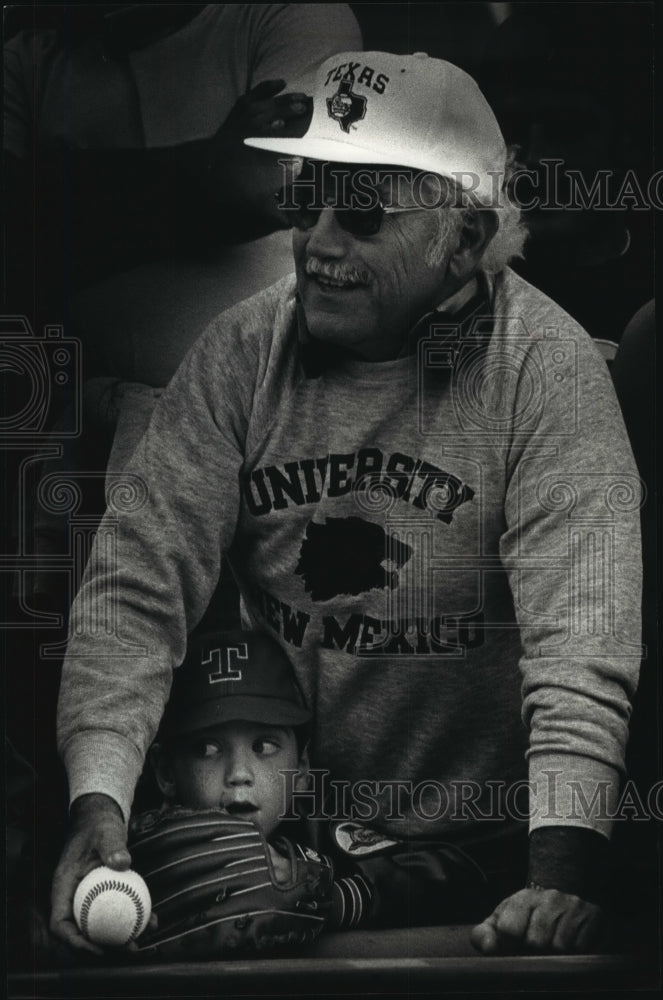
245, 51, 506, 203
163, 630, 311, 736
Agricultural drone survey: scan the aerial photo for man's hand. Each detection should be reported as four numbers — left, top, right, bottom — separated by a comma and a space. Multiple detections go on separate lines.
220, 79, 312, 141
471, 887, 606, 955
201, 79, 311, 236
50, 793, 132, 954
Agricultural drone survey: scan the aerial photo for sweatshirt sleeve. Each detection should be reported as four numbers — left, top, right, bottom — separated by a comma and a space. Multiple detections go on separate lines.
498, 313, 643, 839
57, 306, 262, 822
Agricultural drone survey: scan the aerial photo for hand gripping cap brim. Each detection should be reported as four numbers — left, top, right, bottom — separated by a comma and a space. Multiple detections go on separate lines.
245, 51, 506, 204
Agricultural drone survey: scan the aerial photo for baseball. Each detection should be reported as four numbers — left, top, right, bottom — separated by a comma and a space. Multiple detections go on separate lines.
73, 866, 151, 947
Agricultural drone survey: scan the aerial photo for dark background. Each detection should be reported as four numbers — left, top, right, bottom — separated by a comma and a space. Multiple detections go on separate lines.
2, 1, 659, 987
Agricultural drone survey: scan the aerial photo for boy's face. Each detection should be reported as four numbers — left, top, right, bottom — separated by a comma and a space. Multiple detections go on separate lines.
156, 720, 305, 838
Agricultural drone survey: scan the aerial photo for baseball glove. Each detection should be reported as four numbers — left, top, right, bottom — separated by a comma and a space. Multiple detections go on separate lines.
128, 807, 334, 960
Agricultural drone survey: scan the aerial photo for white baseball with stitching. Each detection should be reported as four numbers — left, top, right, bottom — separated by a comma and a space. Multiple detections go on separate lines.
73, 866, 152, 947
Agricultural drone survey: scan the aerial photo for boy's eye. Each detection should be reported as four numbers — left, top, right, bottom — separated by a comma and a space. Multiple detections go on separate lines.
192, 740, 222, 759
253, 737, 281, 756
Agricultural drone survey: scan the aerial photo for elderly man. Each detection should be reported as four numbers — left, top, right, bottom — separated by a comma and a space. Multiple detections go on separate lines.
51, 52, 641, 955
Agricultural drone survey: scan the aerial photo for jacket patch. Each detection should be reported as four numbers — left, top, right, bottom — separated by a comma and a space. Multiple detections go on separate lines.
333, 821, 400, 856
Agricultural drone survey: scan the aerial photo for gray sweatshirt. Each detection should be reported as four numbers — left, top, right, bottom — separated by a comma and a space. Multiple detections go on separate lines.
58, 268, 642, 843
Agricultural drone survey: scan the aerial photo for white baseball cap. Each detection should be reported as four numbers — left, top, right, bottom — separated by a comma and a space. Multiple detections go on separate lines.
245, 51, 507, 204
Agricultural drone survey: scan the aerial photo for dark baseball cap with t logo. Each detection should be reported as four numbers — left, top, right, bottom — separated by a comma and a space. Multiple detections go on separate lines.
162, 630, 311, 737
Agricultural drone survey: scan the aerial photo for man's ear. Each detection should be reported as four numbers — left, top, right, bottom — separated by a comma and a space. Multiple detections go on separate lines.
447, 209, 499, 283
294, 743, 310, 792
150, 742, 177, 800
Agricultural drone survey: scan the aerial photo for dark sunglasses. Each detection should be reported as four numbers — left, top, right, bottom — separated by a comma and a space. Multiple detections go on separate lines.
290, 200, 425, 238
279, 183, 426, 238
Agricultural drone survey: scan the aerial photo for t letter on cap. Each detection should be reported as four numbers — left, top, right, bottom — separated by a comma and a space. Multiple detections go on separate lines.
205, 644, 247, 684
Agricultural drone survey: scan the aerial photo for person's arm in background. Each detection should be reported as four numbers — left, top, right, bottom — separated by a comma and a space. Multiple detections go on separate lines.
2, 4, 361, 309
1, 113, 286, 314
323, 831, 489, 930
471, 319, 642, 954
290, 816, 490, 932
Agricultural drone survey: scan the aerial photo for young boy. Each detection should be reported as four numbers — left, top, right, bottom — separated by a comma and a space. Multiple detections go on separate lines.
130, 628, 490, 959
129, 629, 373, 954
149, 628, 311, 846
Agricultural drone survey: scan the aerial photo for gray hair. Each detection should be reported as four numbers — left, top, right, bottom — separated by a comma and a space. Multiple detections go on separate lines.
425, 147, 529, 273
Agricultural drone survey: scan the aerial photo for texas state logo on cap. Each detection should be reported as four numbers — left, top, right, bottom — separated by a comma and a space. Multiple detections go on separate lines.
326, 66, 367, 132
245, 51, 507, 204
163, 629, 311, 735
